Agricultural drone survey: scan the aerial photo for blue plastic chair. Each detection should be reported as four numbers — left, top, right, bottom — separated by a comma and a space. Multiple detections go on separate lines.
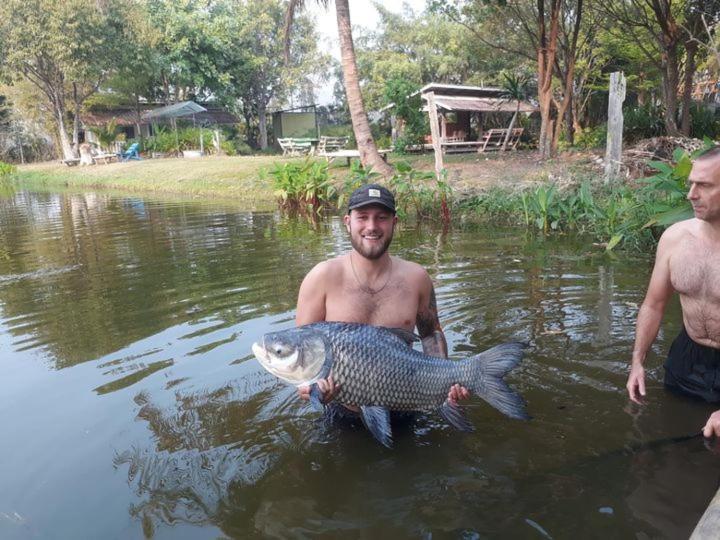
119, 142, 141, 161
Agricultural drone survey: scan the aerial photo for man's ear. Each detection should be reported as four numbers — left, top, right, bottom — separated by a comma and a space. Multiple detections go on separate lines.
343, 214, 351, 230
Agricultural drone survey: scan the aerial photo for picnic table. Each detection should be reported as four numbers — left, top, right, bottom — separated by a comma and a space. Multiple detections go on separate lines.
320, 149, 389, 167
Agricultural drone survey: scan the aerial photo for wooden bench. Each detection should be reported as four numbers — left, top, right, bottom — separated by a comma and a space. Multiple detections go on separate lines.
93, 152, 119, 164
317, 136, 348, 155
321, 149, 389, 167
61, 158, 80, 166
478, 128, 524, 152
440, 136, 485, 154
278, 138, 314, 156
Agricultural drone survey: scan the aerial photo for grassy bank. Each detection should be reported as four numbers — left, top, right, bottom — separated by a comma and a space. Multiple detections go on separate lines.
17, 155, 283, 207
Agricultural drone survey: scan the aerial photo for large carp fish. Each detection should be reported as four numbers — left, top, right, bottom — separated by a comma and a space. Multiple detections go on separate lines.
252, 322, 529, 447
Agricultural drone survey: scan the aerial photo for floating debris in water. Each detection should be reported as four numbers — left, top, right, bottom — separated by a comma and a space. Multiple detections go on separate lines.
525, 518, 552, 538
598, 506, 614, 515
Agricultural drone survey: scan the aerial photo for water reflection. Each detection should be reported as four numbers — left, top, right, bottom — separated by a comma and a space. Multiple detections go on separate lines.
0, 190, 716, 539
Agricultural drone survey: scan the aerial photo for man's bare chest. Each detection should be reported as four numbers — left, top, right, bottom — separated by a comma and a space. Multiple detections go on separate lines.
670, 242, 720, 300
325, 280, 419, 330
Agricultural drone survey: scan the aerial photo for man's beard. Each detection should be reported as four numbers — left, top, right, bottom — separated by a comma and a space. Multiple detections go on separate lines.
349, 227, 394, 260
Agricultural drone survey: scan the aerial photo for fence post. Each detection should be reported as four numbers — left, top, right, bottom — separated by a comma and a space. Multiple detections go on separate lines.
605, 71, 626, 182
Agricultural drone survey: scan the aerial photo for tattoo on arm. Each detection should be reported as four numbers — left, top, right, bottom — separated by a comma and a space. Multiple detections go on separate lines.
417, 286, 448, 358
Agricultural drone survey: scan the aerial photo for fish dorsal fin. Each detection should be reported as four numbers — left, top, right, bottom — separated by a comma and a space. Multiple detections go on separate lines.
438, 400, 475, 432
360, 406, 393, 448
384, 327, 420, 346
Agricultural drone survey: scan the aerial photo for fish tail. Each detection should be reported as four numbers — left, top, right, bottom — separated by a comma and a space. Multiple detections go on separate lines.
468, 342, 529, 420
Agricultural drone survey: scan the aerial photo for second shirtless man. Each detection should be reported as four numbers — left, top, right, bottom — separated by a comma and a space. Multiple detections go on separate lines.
627, 147, 720, 437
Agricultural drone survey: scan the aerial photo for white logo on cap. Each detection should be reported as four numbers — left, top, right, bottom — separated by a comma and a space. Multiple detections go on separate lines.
368, 188, 381, 197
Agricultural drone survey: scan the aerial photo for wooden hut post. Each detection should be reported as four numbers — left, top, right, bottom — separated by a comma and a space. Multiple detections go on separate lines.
604, 71, 626, 182
426, 92, 444, 179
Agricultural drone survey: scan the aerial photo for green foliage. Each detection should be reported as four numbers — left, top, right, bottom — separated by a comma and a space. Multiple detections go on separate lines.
461, 180, 658, 251
88, 120, 121, 151
0, 161, 17, 176
142, 127, 214, 155
690, 104, 720, 140
387, 162, 451, 222
384, 79, 428, 152
639, 141, 714, 228
623, 104, 665, 143
573, 124, 607, 149
265, 159, 336, 215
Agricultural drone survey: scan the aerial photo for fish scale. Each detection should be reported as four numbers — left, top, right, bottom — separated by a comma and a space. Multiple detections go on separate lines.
311, 322, 477, 410
253, 321, 529, 446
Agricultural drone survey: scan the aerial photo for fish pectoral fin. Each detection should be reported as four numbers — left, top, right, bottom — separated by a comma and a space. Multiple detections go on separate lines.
438, 400, 475, 432
359, 406, 393, 448
385, 327, 420, 345
308, 383, 325, 412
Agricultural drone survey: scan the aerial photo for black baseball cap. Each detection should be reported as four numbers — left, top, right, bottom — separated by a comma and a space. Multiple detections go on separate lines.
347, 183, 396, 213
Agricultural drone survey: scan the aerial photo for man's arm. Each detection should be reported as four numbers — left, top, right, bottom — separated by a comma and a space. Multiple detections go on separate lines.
296, 263, 328, 326
295, 262, 340, 402
416, 273, 469, 403
627, 231, 675, 403
416, 279, 448, 358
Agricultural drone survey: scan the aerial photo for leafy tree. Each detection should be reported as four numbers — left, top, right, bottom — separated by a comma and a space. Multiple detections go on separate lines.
219, 0, 329, 150
0, 0, 125, 159
286, 0, 393, 176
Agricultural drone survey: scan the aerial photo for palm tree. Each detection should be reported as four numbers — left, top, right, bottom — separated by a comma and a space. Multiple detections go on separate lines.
285, 0, 393, 176
88, 119, 121, 152
500, 72, 530, 152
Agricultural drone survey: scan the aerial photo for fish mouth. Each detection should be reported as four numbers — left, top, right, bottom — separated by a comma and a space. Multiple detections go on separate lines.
251, 342, 269, 363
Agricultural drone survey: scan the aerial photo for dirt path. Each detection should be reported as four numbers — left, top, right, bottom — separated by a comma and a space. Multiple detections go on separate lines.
404, 149, 603, 197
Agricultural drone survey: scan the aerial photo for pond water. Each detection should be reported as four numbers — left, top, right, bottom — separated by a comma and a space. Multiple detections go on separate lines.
0, 189, 718, 539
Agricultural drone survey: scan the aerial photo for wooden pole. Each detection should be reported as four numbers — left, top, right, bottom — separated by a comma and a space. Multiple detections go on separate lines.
426, 92, 444, 180
604, 71, 626, 182
691, 487, 720, 539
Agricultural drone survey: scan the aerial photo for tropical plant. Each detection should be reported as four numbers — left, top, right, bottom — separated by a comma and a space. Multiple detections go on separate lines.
88, 119, 121, 152
266, 159, 336, 214
639, 141, 714, 228
387, 161, 451, 223
499, 72, 530, 151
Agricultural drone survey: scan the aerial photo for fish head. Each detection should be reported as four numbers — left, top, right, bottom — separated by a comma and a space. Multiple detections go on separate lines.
252, 327, 328, 386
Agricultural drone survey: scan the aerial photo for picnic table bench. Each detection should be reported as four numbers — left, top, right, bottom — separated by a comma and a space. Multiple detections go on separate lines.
478, 128, 524, 152
440, 136, 485, 154
278, 138, 315, 156
320, 149, 389, 167
317, 136, 349, 154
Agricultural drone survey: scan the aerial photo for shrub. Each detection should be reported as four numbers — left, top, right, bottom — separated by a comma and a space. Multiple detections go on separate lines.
690, 104, 720, 140
623, 104, 665, 143
0, 161, 17, 176
265, 159, 336, 214
573, 124, 607, 149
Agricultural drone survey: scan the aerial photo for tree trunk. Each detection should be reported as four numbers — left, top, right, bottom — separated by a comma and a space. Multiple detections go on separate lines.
662, 45, 681, 135
335, 0, 393, 176
50, 90, 74, 160
681, 40, 697, 136
536, 0, 561, 159
72, 83, 81, 151
258, 103, 268, 150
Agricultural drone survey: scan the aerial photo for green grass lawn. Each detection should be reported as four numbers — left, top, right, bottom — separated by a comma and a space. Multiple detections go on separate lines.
17, 155, 286, 205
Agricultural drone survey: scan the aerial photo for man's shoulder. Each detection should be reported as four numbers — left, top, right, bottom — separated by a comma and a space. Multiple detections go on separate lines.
660, 218, 700, 245
393, 256, 429, 277
302, 256, 345, 284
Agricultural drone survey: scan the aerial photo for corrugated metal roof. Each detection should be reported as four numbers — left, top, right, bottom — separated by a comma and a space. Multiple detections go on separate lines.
141, 101, 206, 121
426, 96, 537, 113
82, 105, 239, 127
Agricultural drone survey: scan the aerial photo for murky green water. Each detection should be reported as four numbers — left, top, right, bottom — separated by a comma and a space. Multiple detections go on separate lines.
1, 189, 718, 539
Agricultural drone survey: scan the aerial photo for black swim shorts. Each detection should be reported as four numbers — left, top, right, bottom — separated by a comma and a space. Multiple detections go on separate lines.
664, 327, 720, 402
